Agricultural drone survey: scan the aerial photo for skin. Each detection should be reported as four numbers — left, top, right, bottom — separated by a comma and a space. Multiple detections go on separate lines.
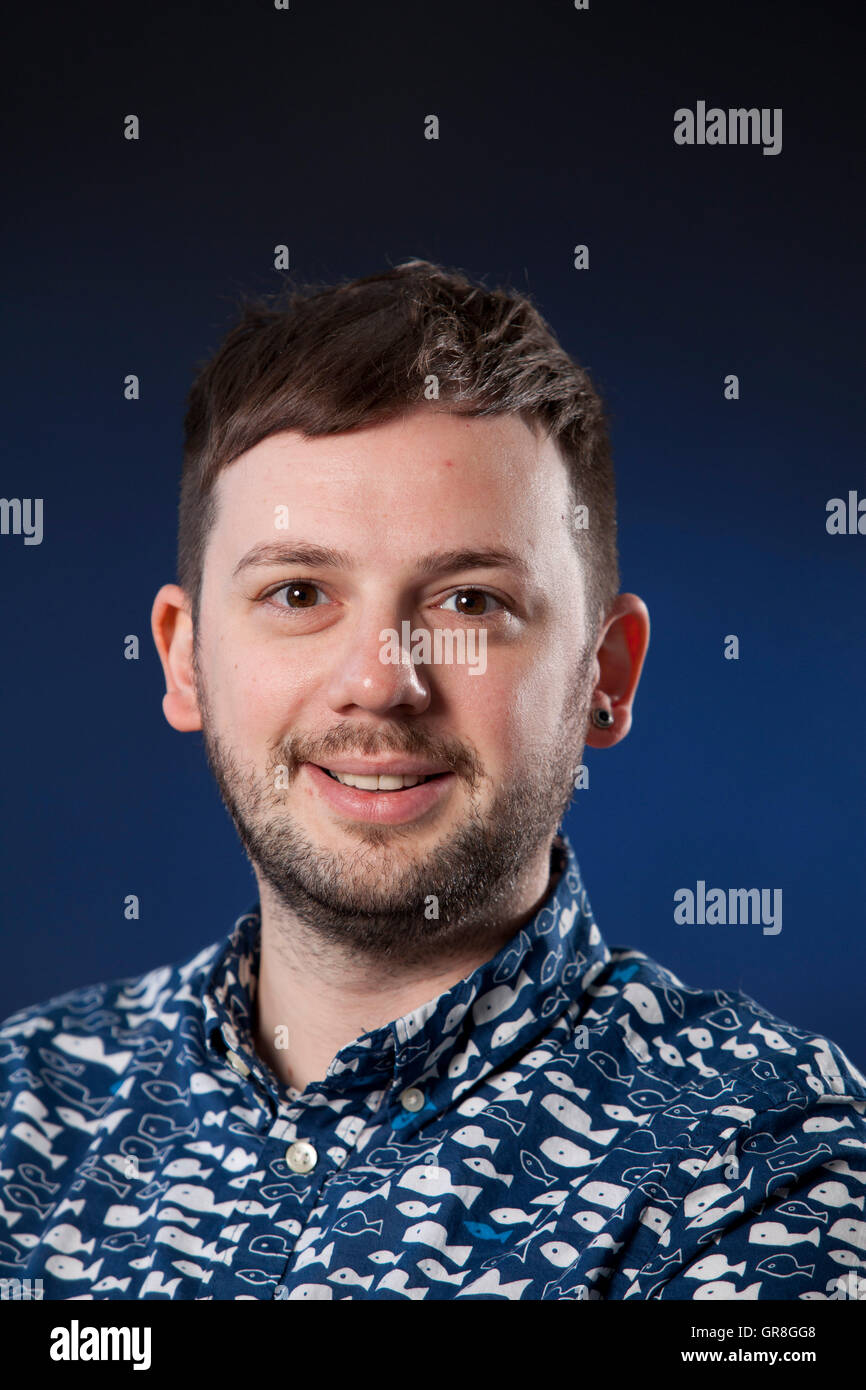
152, 405, 649, 1093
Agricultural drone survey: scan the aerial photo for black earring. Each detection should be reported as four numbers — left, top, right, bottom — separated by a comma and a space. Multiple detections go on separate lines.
591, 707, 614, 729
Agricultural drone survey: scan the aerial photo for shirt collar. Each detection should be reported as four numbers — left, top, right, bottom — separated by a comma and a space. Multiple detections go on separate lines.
202, 832, 610, 1120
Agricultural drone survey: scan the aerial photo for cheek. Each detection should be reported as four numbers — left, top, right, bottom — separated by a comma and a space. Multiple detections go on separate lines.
510, 667, 570, 749
210, 643, 311, 738
453, 655, 566, 762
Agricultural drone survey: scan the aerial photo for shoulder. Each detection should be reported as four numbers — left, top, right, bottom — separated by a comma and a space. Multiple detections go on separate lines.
578, 952, 866, 1299
0, 939, 223, 1082
583, 947, 866, 1111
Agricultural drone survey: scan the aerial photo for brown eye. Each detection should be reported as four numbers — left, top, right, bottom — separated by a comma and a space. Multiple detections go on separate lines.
446, 589, 494, 617
281, 582, 321, 608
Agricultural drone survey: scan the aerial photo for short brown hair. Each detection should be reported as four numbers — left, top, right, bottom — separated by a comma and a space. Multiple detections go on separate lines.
178, 259, 619, 634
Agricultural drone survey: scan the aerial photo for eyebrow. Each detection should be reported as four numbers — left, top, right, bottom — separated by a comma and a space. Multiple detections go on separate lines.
232, 541, 532, 582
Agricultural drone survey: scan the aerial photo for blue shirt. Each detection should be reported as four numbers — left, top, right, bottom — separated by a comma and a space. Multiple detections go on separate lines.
1, 833, 865, 1301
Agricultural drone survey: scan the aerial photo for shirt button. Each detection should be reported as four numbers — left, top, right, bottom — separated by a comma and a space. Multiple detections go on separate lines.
226, 1051, 250, 1077
286, 1140, 318, 1173
399, 1086, 425, 1112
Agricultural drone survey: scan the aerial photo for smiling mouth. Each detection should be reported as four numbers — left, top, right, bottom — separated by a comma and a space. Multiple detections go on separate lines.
317, 767, 448, 791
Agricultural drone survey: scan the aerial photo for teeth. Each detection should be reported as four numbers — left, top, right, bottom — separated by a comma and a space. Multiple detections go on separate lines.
327, 770, 431, 790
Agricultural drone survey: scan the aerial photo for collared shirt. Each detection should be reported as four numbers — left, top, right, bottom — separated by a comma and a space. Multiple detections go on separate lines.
1, 834, 865, 1302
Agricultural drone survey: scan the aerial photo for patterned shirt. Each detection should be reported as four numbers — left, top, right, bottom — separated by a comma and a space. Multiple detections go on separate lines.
1, 833, 864, 1301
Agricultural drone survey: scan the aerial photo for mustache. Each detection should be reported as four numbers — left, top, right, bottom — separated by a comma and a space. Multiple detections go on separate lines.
273, 723, 482, 785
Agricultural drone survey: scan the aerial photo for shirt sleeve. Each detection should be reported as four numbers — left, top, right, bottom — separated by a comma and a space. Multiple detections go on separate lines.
628, 1084, 866, 1301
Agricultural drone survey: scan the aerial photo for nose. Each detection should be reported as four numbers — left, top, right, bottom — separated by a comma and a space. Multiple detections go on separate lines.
324, 612, 432, 717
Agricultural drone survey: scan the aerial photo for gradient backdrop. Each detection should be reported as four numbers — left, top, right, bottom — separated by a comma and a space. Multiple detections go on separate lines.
2, 0, 864, 1066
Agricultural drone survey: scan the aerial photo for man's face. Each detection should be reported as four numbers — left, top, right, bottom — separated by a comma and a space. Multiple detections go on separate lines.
192, 406, 597, 962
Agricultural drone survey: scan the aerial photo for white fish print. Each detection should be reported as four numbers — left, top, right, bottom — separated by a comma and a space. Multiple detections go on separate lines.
803, 1115, 853, 1134
601, 1103, 650, 1124
328, 1268, 374, 1291
11, 1092, 63, 1139
540, 1240, 580, 1267
824, 1159, 866, 1183
571, 1210, 606, 1233
472, 973, 533, 1027
621, 983, 664, 1025
139, 1270, 181, 1297
0, 1198, 21, 1228
415, 1257, 468, 1285
157, 1207, 200, 1229
190, 1073, 231, 1096
52, 1197, 85, 1220
639, 1207, 671, 1235
9, 1123, 66, 1170
162, 1183, 237, 1217
490, 1009, 536, 1050
233, 1199, 279, 1218
455, 1096, 489, 1118
395, 1201, 441, 1218
222, 1148, 258, 1172
172, 1260, 213, 1282
104, 1199, 159, 1228
53, 1034, 133, 1074
828, 1217, 866, 1250
129, 1254, 155, 1271
546, 1072, 590, 1100
683, 1254, 747, 1281
163, 1158, 214, 1180
694, 1279, 762, 1300
684, 1183, 733, 1218
398, 1165, 481, 1208
540, 1137, 591, 1169
337, 1186, 391, 1211
456, 1269, 532, 1298
807, 1181, 864, 1210
43, 1223, 96, 1256
462, 1156, 513, 1185
541, 1094, 618, 1145
374, 1269, 428, 1299
748, 1022, 795, 1054
686, 1051, 720, 1079
452, 1125, 499, 1154
574, 1181, 629, 1210
44, 1254, 103, 1281
185, 1142, 225, 1160
749, 1222, 821, 1247
720, 1037, 759, 1061
688, 1198, 746, 1228
403, 1220, 472, 1267
448, 1042, 481, 1078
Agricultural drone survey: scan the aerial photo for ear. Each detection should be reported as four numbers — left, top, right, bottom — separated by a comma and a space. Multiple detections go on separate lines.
151, 584, 202, 732
584, 593, 650, 748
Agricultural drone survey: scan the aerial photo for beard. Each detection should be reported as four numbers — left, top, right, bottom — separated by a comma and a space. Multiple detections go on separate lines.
193, 644, 595, 966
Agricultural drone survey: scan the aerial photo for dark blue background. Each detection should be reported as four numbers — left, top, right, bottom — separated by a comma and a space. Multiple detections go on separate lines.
2, 1, 863, 1066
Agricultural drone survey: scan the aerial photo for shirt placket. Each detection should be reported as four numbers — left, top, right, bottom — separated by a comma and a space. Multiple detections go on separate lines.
215, 1029, 411, 1297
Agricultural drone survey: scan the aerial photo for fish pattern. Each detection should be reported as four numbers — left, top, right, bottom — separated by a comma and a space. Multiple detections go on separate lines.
1, 833, 865, 1300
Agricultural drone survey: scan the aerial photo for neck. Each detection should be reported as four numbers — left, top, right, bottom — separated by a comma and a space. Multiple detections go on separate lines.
251, 840, 557, 1093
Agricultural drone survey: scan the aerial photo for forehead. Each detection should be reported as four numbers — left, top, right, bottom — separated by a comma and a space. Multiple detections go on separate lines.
207, 407, 574, 565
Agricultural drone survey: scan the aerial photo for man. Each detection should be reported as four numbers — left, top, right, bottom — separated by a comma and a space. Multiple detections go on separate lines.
1, 260, 864, 1302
